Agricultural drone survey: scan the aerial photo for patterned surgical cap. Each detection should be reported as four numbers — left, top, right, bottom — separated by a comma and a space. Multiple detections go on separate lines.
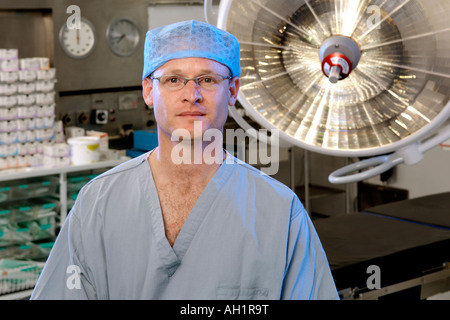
142, 20, 241, 80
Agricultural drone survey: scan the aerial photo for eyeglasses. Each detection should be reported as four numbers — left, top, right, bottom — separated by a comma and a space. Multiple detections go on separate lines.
150, 74, 232, 91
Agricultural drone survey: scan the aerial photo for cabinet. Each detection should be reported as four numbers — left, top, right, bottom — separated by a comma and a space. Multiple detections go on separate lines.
0, 157, 129, 299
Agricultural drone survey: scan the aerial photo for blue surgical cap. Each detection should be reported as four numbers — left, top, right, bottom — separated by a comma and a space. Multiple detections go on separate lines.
142, 20, 241, 80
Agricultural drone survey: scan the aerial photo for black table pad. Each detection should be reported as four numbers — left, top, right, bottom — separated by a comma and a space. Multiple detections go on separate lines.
364, 192, 450, 228
314, 212, 450, 269
313, 213, 450, 292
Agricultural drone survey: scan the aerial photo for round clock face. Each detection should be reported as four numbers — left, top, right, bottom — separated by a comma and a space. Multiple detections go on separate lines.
59, 18, 96, 59
106, 18, 141, 57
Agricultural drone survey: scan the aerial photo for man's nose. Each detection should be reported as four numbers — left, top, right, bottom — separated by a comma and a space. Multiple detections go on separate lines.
181, 79, 203, 103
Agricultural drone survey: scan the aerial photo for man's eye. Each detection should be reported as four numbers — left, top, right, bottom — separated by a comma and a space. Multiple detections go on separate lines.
168, 77, 180, 83
200, 77, 215, 84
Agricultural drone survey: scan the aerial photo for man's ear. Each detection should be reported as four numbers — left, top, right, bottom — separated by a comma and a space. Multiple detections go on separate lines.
142, 77, 154, 107
228, 76, 240, 106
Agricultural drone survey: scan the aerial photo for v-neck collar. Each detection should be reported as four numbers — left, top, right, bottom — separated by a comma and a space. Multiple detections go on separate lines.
141, 149, 235, 276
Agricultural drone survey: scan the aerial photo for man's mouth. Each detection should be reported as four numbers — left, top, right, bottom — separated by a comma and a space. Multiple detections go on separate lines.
178, 111, 206, 117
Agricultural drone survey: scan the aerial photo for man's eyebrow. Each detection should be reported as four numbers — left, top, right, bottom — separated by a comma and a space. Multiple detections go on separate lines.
160, 68, 223, 76
162, 68, 183, 74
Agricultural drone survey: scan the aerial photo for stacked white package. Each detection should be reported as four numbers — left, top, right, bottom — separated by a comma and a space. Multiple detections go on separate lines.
43, 142, 71, 168
0, 49, 58, 170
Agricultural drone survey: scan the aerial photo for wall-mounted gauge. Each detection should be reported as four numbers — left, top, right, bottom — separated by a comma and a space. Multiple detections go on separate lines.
59, 18, 96, 59
106, 17, 141, 57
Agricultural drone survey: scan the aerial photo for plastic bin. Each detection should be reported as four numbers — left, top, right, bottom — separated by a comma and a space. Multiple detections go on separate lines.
67, 174, 98, 193
0, 244, 32, 260
0, 259, 45, 295
0, 198, 59, 224
0, 214, 55, 246
133, 129, 158, 151
30, 241, 54, 260
0, 241, 54, 260
0, 176, 58, 203
0, 209, 9, 225
67, 192, 78, 210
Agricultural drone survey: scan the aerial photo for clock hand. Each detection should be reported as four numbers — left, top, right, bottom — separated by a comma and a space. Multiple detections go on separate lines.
117, 34, 126, 44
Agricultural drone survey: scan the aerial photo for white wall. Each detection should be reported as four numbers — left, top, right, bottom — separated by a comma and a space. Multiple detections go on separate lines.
366, 146, 450, 199
147, 3, 211, 30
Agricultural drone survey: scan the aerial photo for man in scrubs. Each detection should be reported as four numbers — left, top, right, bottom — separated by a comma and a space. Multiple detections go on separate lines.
31, 20, 339, 300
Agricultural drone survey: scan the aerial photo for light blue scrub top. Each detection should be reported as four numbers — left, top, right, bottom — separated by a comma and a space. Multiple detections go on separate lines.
31, 151, 339, 300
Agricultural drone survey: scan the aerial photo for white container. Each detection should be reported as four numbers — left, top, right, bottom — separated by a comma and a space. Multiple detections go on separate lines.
36, 68, 56, 80
0, 95, 17, 107
35, 80, 56, 92
0, 83, 18, 95
86, 130, 108, 152
35, 92, 55, 105
65, 126, 85, 138
17, 82, 36, 94
43, 142, 70, 157
17, 95, 35, 106
68, 136, 100, 165
0, 71, 18, 83
43, 155, 71, 168
18, 70, 37, 82
0, 49, 18, 60
1, 59, 19, 72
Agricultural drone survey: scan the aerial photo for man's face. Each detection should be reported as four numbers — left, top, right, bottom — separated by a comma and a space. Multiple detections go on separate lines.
142, 57, 240, 142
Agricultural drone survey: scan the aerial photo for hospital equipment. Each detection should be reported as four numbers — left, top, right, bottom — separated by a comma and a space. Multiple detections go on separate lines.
207, 0, 450, 183
207, 0, 450, 299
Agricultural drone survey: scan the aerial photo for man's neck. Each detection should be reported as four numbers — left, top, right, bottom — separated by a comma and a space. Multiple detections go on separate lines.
148, 140, 225, 185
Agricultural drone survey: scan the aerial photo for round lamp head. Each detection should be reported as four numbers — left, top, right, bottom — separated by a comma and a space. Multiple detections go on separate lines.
217, 0, 450, 157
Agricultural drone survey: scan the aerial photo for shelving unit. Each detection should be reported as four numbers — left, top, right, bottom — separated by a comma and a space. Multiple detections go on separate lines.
0, 157, 130, 222
0, 156, 130, 299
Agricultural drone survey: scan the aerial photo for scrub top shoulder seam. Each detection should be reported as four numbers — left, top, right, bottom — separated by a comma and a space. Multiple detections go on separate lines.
82, 152, 151, 188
